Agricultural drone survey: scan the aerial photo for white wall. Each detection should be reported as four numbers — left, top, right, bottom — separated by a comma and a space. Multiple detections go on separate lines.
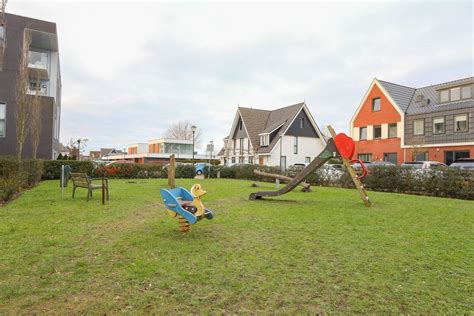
274, 135, 325, 167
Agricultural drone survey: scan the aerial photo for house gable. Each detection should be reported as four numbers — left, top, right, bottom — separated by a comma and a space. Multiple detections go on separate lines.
232, 116, 248, 139
352, 80, 402, 128
285, 108, 320, 138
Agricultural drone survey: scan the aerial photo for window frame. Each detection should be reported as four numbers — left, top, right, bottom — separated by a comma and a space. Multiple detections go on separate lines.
357, 153, 372, 162
388, 123, 398, 138
432, 116, 445, 135
373, 125, 382, 139
461, 85, 472, 99
300, 117, 304, 128
359, 126, 368, 140
372, 97, 381, 112
454, 114, 469, 133
239, 138, 244, 155
305, 157, 311, 164
413, 119, 425, 136
440, 90, 449, 103
450, 87, 461, 101
294, 136, 298, 154
0, 102, 6, 138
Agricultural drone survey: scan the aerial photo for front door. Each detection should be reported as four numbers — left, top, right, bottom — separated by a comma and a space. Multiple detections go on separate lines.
259, 156, 264, 165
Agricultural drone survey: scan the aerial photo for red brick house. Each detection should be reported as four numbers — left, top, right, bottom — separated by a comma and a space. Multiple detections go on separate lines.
350, 77, 474, 165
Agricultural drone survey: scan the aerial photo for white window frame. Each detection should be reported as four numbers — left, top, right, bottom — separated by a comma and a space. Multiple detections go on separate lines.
0, 103, 6, 138
433, 117, 445, 134
440, 90, 449, 103
413, 119, 424, 136
450, 87, 461, 101
454, 114, 468, 133
461, 86, 471, 99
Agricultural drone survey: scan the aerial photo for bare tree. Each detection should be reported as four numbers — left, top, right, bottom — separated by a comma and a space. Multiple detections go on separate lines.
406, 135, 426, 160
14, 29, 31, 160
165, 120, 201, 145
30, 74, 42, 159
67, 137, 88, 160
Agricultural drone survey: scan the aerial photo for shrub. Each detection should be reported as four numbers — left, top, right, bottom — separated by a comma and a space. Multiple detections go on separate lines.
94, 163, 166, 179
22, 159, 44, 188
42, 160, 95, 179
0, 156, 24, 202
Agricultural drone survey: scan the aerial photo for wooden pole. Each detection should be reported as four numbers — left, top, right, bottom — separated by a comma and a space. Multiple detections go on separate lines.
253, 169, 311, 191
101, 176, 105, 205
327, 125, 371, 207
168, 154, 176, 189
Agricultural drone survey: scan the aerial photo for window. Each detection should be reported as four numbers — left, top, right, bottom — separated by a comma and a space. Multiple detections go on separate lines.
231, 157, 236, 164
359, 127, 367, 140
433, 117, 445, 134
248, 156, 253, 164
454, 114, 468, 132
450, 87, 461, 101
372, 98, 381, 112
383, 153, 397, 164
294, 136, 298, 154
260, 134, 269, 146
461, 86, 471, 99
440, 90, 449, 103
413, 119, 424, 135
373, 125, 382, 139
239, 157, 244, 163
444, 151, 470, 165
239, 138, 244, 155
300, 117, 305, 128
233, 139, 236, 154
239, 120, 243, 130
280, 156, 287, 171
305, 157, 311, 164
414, 152, 428, 161
0, 25, 4, 41
0, 103, 5, 137
388, 123, 397, 138
358, 153, 372, 162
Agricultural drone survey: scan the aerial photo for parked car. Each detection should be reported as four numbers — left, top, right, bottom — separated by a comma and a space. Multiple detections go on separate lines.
449, 158, 474, 170
351, 161, 372, 170
401, 161, 447, 170
195, 162, 212, 175
368, 161, 396, 168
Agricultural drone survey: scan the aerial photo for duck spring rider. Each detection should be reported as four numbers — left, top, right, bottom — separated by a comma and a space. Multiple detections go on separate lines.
160, 184, 214, 232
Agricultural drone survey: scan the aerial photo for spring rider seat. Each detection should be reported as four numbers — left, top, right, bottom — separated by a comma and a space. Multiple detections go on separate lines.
160, 184, 214, 232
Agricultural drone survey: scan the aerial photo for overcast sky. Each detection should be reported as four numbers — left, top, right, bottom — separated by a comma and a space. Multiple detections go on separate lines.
8, 0, 474, 153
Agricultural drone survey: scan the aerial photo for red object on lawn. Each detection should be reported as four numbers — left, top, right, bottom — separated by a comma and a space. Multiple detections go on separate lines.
334, 133, 355, 160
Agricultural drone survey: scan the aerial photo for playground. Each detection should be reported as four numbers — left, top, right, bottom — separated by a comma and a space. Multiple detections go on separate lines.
0, 178, 472, 313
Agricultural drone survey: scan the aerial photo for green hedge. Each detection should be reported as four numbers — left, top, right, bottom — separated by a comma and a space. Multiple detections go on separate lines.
42, 160, 95, 179
0, 157, 44, 202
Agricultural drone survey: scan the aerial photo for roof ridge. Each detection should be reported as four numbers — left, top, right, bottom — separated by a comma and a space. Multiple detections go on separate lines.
377, 79, 416, 90
415, 76, 474, 89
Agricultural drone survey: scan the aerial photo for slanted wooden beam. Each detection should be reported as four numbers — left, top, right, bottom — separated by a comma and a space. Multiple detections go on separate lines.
327, 125, 371, 207
253, 169, 311, 191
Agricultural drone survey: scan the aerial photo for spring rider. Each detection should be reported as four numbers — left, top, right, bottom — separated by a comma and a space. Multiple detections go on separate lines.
160, 184, 214, 232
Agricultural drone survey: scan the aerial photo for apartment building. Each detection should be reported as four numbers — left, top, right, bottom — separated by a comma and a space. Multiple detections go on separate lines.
218, 102, 326, 169
350, 77, 473, 165
0, 13, 62, 159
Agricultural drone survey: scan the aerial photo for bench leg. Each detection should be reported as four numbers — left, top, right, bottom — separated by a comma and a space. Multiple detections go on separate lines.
106, 186, 109, 200
72, 186, 76, 198
87, 189, 91, 201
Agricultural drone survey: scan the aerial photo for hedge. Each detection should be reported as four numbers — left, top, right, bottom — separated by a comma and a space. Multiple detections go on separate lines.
0, 157, 44, 202
1, 158, 473, 202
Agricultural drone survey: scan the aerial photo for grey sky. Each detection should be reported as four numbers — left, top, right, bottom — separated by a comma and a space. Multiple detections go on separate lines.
8, 0, 473, 153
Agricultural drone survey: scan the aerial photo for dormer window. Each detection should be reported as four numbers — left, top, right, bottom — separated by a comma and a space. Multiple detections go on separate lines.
300, 117, 304, 128
259, 134, 269, 146
440, 85, 472, 103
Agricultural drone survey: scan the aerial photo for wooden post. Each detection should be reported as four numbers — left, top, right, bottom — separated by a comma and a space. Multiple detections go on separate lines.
101, 176, 105, 205
327, 125, 371, 207
168, 154, 176, 189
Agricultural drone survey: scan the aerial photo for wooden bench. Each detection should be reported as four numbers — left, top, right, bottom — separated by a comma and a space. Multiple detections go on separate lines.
70, 173, 109, 202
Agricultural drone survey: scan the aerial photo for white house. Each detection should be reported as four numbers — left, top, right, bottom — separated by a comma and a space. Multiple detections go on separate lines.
217, 102, 326, 169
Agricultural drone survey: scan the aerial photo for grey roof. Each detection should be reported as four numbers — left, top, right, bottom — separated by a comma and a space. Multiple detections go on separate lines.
377, 80, 416, 112
406, 77, 474, 114
237, 102, 305, 154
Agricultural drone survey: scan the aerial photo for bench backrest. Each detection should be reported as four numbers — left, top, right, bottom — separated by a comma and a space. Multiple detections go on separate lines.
70, 173, 91, 187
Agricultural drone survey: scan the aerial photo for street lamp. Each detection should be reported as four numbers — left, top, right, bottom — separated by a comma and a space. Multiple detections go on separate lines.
208, 140, 214, 179
191, 125, 197, 161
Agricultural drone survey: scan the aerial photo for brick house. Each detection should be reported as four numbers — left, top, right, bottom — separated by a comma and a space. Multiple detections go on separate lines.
350, 77, 474, 165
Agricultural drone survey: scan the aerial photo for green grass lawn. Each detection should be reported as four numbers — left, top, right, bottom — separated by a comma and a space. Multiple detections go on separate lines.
0, 179, 472, 313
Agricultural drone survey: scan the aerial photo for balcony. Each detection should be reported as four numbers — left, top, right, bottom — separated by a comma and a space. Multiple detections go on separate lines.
28, 51, 49, 79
